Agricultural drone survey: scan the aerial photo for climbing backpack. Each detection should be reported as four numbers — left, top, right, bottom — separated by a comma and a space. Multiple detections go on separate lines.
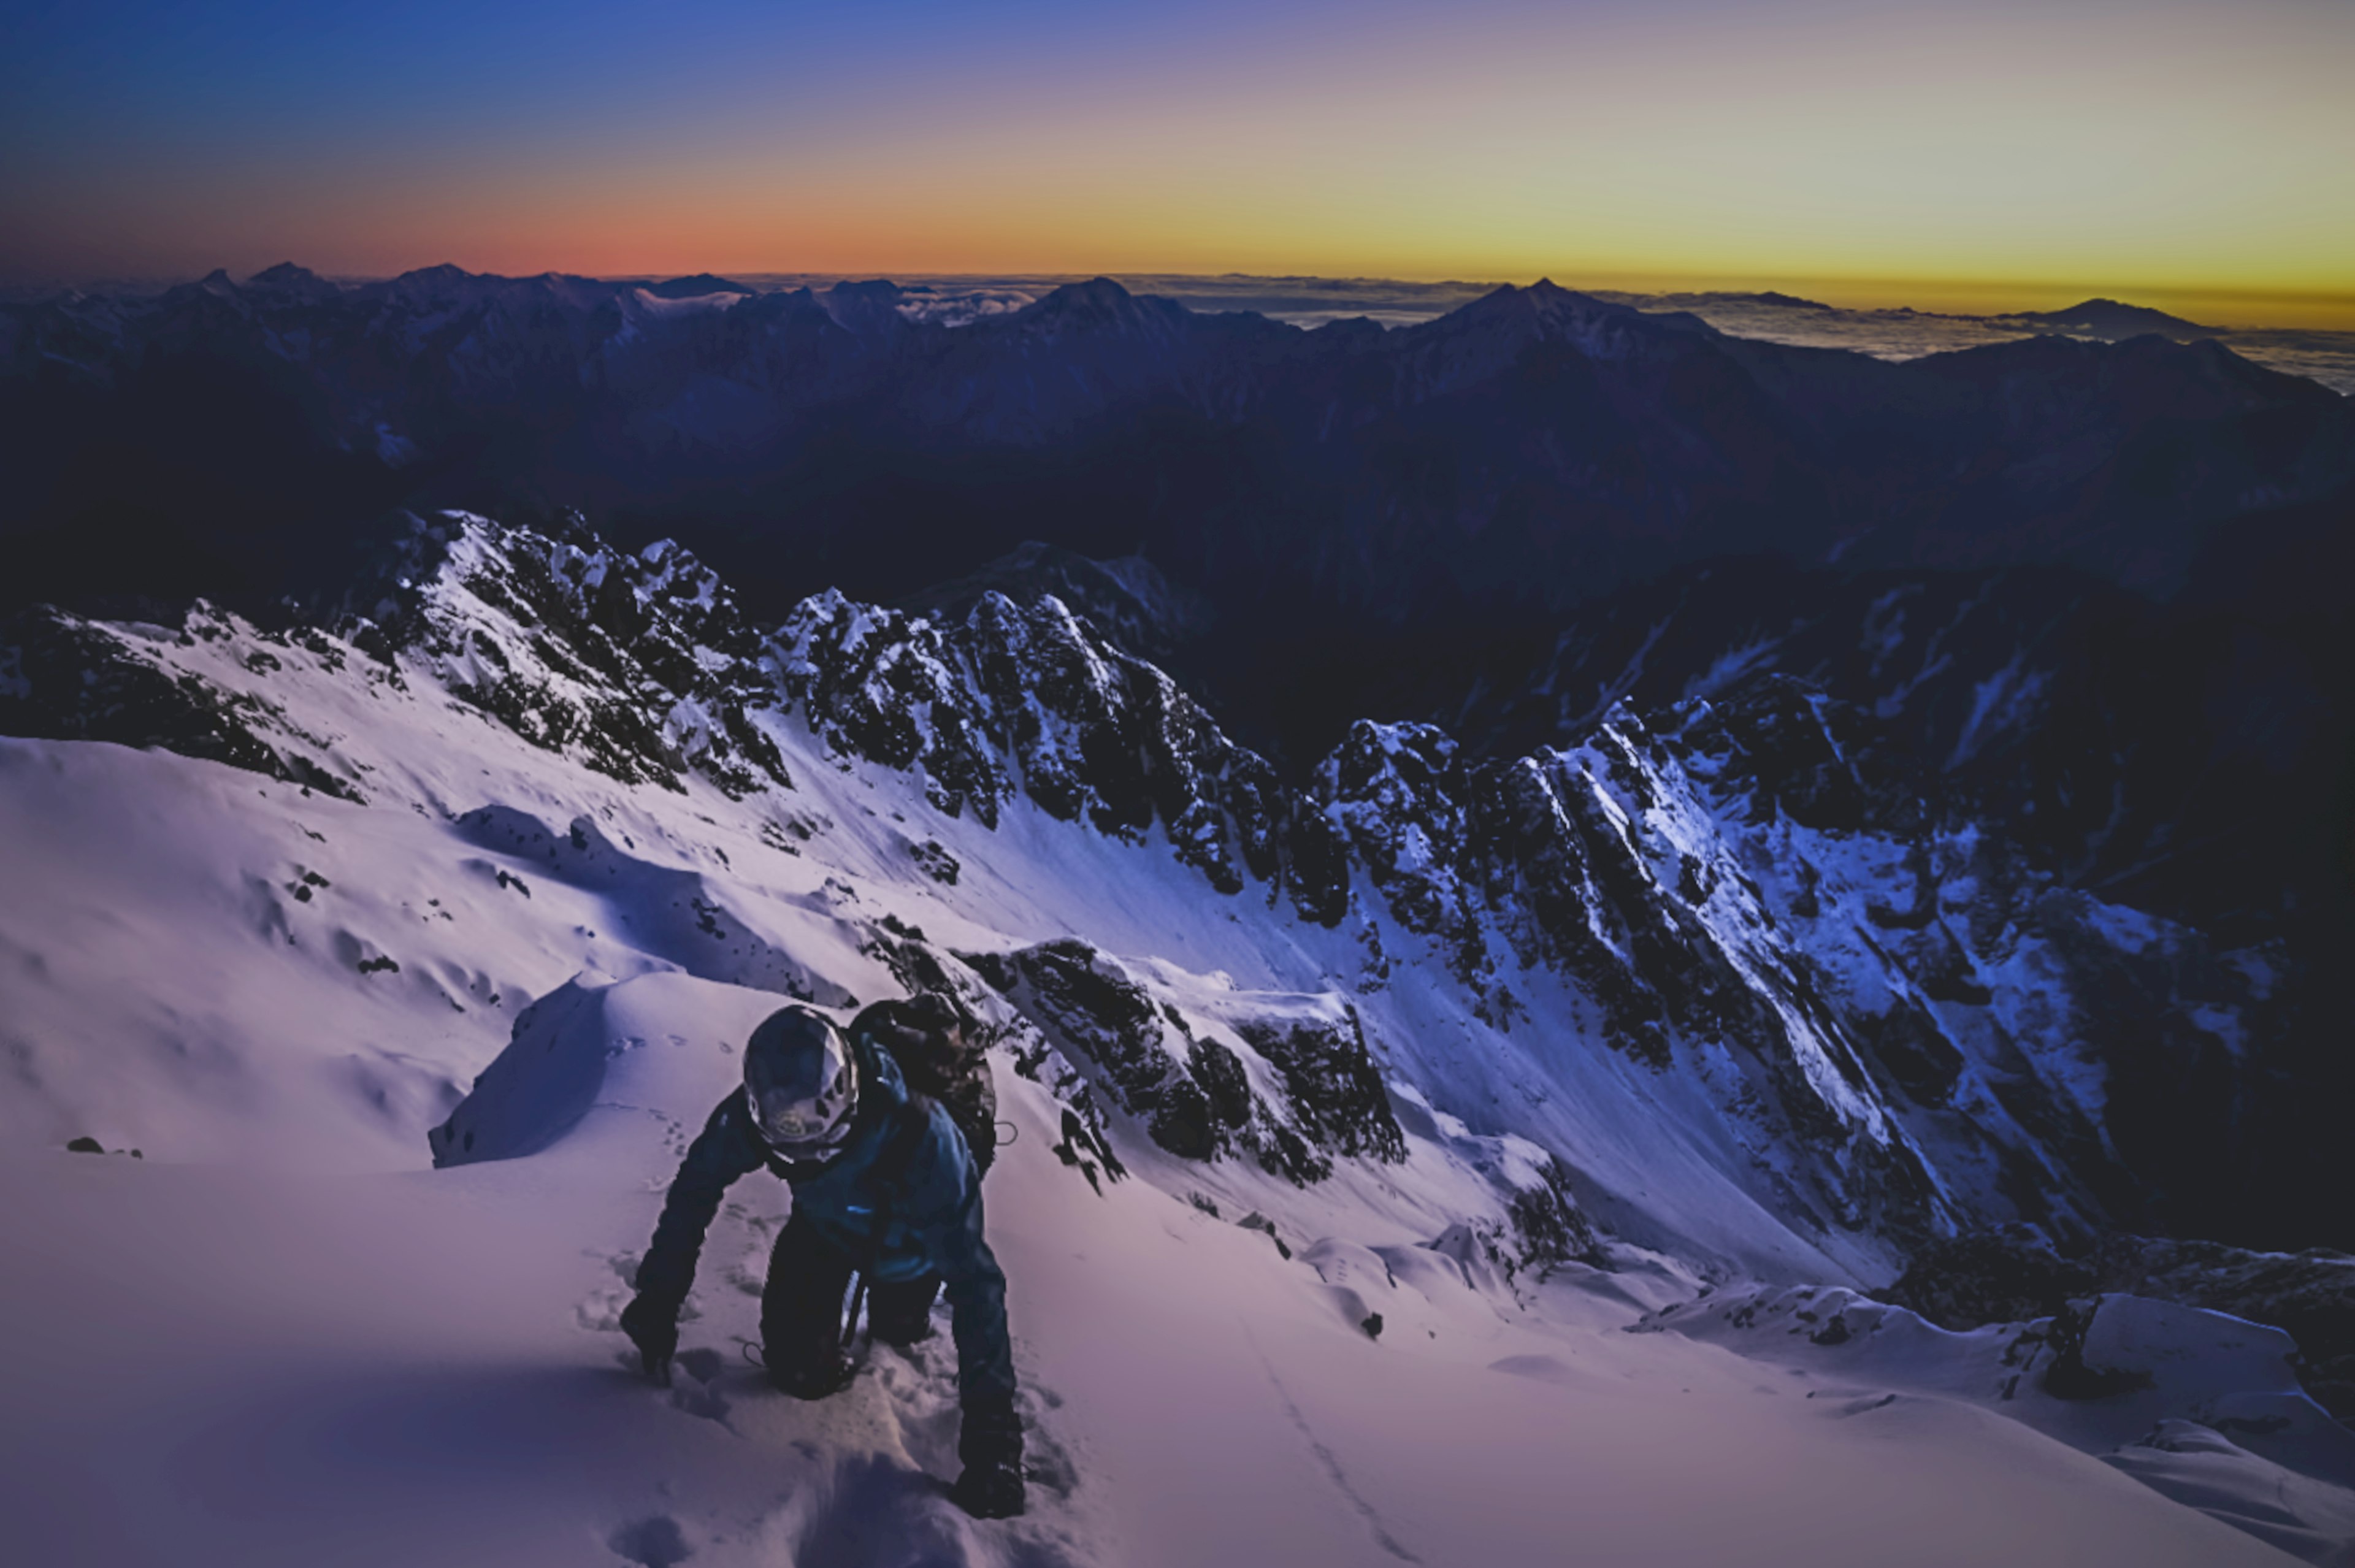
849, 992, 1000, 1176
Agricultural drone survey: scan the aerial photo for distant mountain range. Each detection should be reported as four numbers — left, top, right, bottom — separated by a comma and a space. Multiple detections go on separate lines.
5, 266, 2345, 639
4, 263, 2349, 960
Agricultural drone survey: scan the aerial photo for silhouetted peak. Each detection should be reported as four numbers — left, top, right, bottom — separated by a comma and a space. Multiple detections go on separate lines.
244, 262, 337, 299
1027, 277, 1139, 318
2012, 297, 2220, 336
1431, 278, 1626, 337
817, 278, 913, 334
389, 264, 480, 291
997, 278, 1201, 343
152, 269, 245, 312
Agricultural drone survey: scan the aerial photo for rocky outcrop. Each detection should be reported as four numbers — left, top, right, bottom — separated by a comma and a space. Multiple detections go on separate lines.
968, 939, 1404, 1185
0, 604, 364, 800
1882, 1225, 2355, 1420
778, 572, 1301, 900
359, 513, 794, 798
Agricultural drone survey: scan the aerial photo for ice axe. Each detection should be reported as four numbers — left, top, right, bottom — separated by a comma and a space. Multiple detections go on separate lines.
843, 1270, 870, 1351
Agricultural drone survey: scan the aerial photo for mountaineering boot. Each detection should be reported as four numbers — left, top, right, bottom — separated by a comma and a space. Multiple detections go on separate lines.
770, 1347, 857, 1401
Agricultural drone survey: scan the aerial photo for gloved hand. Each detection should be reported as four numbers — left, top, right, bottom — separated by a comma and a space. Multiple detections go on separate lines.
953, 1388, 1025, 1517
950, 1459, 1027, 1519
618, 1293, 678, 1387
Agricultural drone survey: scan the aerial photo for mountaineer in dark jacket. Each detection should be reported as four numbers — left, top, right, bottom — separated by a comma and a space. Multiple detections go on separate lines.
618, 1002, 1024, 1519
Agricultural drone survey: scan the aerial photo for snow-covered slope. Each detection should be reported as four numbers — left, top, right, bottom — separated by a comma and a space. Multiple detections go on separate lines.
1, 510, 2346, 1564
0, 510, 2266, 1271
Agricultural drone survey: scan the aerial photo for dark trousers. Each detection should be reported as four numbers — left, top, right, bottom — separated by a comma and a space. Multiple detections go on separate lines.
759, 1212, 942, 1379
760, 1213, 1020, 1471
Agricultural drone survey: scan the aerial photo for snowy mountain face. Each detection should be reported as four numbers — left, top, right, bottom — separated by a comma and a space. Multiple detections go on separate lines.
5, 508, 2352, 1564
0, 511, 2294, 1262
1435, 549, 2355, 1251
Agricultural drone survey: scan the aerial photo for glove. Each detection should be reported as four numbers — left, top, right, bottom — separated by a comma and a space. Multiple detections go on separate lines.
954, 1390, 1024, 1516
950, 1459, 1027, 1520
618, 1293, 678, 1387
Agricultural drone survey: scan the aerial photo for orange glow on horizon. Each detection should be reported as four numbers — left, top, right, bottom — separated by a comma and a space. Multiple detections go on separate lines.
8, 0, 2351, 329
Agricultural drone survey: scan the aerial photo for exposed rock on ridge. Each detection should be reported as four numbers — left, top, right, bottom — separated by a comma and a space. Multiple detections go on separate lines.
0, 511, 2279, 1255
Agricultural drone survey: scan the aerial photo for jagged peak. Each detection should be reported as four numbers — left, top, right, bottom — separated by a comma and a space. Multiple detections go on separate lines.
1009, 277, 1190, 335
153, 269, 244, 310
1407, 278, 1658, 358
816, 277, 913, 334
1449, 277, 1614, 318
891, 538, 1215, 665
1035, 276, 1135, 310
389, 262, 478, 288
244, 261, 329, 289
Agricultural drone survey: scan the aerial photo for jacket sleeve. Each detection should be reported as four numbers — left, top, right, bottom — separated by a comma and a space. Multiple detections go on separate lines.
936, 1186, 1019, 1413
633, 1092, 765, 1312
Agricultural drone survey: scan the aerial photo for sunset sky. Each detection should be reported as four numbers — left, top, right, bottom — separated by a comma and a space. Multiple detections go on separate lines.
5, 0, 2351, 323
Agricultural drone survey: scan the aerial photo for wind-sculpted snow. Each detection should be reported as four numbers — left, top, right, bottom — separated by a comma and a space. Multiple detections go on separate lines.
449, 805, 856, 1009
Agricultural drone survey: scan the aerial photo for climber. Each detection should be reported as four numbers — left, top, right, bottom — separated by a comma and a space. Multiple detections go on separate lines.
617, 998, 1024, 1519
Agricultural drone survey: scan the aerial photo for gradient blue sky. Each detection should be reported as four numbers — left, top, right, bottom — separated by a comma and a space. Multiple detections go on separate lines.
5, 0, 2351, 320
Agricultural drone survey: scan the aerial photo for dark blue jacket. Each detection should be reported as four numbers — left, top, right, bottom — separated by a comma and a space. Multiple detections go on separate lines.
635, 1036, 1015, 1411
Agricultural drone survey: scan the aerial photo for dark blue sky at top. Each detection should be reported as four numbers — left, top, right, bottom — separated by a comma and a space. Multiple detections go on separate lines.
5, 0, 2350, 308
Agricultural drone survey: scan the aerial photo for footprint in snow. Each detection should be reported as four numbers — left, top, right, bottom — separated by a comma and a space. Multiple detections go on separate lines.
576, 1287, 631, 1333
757, 1451, 1092, 1568
667, 1353, 731, 1425
576, 1250, 660, 1330
608, 1513, 694, 1567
